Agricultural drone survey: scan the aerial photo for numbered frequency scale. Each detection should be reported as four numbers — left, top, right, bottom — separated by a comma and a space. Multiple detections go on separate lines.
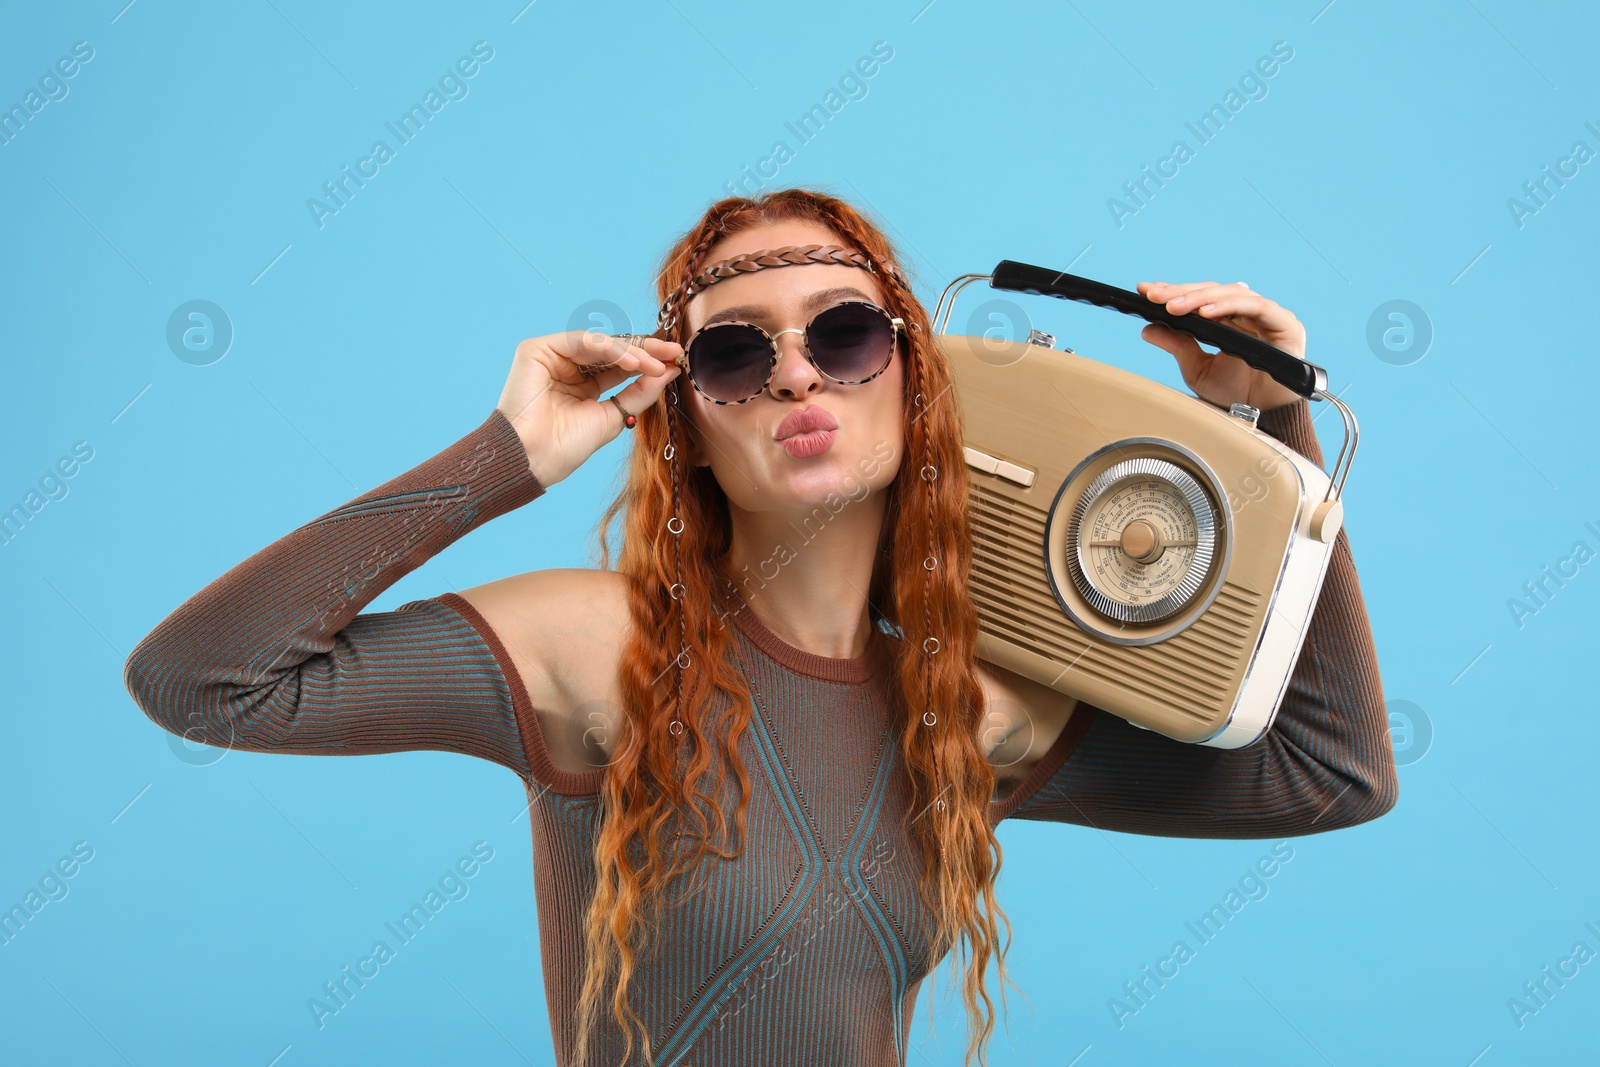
1060, 452, 1223, 627
935, 262, 1358, 748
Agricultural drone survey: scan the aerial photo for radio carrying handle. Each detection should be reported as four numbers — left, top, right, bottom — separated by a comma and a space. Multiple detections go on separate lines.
931, 261, 1356, 504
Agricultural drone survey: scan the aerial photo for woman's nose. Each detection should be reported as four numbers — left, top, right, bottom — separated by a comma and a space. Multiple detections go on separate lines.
767, 330, 824, 398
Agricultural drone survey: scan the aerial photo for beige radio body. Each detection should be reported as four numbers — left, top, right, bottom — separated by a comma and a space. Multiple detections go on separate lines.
941, 332, 1344, 749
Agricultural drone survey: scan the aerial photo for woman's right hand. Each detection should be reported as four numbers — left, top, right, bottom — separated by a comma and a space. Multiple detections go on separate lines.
495, 331, 685, 488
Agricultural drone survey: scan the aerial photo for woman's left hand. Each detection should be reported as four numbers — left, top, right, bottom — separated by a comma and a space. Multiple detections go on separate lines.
1135, 280, 1307, 413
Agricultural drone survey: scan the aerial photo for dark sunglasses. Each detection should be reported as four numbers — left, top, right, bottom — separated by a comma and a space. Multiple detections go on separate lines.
679, 300, 905, 405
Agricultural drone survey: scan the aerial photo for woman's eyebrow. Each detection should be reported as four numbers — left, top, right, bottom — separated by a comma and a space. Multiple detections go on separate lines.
701, 286, 874, 328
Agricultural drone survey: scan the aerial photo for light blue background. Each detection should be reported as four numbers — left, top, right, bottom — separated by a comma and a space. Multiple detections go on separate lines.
3, 1, 1596, 1064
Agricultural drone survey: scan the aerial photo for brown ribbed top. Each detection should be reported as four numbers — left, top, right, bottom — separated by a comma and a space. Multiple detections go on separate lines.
122, 399, 1396, 1066
716, 591, 893, 685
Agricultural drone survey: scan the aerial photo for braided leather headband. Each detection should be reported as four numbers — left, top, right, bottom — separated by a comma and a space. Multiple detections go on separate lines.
654, 243, 905, 338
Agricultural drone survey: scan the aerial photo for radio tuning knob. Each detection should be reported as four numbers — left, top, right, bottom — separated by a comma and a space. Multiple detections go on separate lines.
1227, 402, 1261, 427
1120, 519, 1163, 564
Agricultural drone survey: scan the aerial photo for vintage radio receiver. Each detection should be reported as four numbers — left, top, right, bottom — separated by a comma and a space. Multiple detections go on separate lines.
935, 262, 1358, 748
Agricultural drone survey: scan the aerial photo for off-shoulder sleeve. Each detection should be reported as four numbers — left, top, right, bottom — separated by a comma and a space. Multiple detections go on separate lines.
990, 398, 1399, 837
123, 408, 548, 783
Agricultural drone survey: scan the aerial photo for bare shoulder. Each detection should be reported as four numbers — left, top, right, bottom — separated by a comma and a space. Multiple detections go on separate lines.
455, 568, 632, 775
975, 657, 1080, 802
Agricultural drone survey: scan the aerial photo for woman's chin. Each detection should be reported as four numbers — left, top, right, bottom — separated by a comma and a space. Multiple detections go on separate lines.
774, 465, 878, 511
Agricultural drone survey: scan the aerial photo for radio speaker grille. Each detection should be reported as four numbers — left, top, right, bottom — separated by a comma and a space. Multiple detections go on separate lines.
968, 482, 1260, 727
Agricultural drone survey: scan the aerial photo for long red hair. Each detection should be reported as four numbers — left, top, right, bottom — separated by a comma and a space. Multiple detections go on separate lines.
584, 188, 1021, 1066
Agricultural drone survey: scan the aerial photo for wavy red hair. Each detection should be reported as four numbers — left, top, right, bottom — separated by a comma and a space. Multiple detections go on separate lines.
582, 188, 1023, 1067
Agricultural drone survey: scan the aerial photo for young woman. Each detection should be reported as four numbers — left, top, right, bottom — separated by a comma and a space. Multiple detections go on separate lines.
124, 188, 1397, 1067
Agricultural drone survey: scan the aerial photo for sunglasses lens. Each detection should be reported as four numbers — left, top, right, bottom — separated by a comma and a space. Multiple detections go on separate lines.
807, 303, 895, 382
688, 323, 774, 403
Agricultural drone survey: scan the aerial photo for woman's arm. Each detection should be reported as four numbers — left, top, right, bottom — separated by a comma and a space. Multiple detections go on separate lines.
989, 398, 1399, 837
124, 329, 684, 792
122, 408, 549, 780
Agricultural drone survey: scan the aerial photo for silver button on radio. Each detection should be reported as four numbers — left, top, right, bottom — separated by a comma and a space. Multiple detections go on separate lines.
1228, 402, 1261, 428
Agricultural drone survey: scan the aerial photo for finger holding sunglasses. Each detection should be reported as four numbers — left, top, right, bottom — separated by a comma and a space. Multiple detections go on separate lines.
495, 330, 683, 489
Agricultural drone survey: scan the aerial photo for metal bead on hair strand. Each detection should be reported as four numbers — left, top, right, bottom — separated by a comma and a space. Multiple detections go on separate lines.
918, 375, 942, 730
667, 378, 689, 741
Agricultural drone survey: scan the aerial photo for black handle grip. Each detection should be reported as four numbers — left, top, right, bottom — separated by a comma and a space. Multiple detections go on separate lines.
989, 260, 1327, 400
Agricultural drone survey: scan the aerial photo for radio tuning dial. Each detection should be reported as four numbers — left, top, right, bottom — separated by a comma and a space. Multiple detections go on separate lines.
1058, 454, 1223, 627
